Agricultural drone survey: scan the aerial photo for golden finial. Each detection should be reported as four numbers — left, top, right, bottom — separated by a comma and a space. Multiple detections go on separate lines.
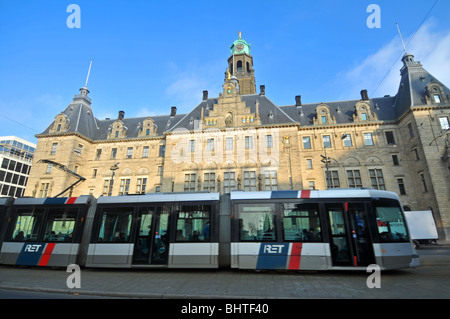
227, 70, 231, 80
239, 31, 241, 39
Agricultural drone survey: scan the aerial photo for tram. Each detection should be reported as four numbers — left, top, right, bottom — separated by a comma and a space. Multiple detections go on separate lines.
0, 189, 419, 271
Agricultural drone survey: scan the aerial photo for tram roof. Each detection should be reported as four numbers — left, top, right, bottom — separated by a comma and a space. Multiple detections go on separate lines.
229, 189, 399, 201
13, 195, 94, 206
97, 192, 221, 204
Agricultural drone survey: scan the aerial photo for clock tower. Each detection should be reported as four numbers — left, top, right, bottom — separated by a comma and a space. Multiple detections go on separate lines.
226, 32, 256, 95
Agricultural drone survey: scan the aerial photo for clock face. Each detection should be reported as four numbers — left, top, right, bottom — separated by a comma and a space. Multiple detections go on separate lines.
235, 43, 244, 52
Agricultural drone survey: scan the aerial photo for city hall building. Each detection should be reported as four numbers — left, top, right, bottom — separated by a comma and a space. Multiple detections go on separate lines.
24, 34, 450, 239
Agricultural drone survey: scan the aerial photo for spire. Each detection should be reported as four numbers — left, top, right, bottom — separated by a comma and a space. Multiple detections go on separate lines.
74, 60, 93, 105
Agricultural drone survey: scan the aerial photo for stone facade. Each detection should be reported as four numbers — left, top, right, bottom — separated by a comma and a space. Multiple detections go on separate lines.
24, 36, 450, 239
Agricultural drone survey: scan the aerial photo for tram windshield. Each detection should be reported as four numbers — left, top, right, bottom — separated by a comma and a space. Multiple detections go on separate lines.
374, 201, 409, 242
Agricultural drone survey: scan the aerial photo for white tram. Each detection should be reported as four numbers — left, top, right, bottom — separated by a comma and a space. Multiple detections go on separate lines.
0, 189, 419, 270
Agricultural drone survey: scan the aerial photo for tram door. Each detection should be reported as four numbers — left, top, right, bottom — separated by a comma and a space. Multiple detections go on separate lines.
326, 203, 375, 267
133, 207, 170, 265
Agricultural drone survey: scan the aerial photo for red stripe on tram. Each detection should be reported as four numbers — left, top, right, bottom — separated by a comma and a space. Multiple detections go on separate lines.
300, 190, 311, 199
288, 243, 303, 270
38, 243, 56, 266
66, 197, 77, 204
354, 256, 358, 267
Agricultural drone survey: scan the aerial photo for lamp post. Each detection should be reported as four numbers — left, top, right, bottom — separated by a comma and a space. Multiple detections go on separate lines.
321, 147, 331, 189
108, 162, 119, 196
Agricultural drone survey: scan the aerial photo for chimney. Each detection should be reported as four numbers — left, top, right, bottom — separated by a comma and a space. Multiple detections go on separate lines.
118, 110, 125, 120
260, 85, 265, 95
295, 95, 302, 107
361, 89, 369, 101
170, 106, 177, 117
203, 90, 208, 100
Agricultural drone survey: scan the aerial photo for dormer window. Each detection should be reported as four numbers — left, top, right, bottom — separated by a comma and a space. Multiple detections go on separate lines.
434, 94, 441, 103
361, 113, 367, 120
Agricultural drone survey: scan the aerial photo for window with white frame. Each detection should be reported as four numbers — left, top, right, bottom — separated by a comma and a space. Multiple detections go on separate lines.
369, 169, 385, 190
364, 133, 374, 146
264, 170, 278, 190
243, 170, 257, 191
184, 173, 196, 192
203, 172, 215, 191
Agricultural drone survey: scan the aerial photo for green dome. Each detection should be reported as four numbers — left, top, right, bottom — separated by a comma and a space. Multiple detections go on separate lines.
230, 32, 251, 55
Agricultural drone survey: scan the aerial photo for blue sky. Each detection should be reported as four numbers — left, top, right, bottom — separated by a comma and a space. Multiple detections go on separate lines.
1, 0, 450, 144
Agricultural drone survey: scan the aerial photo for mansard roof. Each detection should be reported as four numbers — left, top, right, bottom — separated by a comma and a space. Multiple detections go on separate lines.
38, 51, 449, 141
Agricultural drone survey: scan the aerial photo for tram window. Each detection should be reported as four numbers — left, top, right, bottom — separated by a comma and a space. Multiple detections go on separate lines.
375, 203, 409, 242
11, 209, 44, 242
238, 204, 276, 241
97, 208, 133, 243
43, 209, 78, 242
282, 203, 322, 242
176, 205, 211, 242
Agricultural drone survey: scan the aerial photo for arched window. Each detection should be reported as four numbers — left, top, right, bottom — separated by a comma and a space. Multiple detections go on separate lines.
237, 60, 242, 71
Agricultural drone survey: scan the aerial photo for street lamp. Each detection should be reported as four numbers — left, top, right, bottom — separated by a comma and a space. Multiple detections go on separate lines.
108, 162, 120, 196
321, 148, 331, 189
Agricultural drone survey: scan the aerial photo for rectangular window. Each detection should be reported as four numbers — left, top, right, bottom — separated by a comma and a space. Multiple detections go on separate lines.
136, 178, 147, 194
223, 171, 236, 193
413, 148, 420, 160
159, 145, 165, 157
203, 172, 215, 192
207, 138, 214, 151
189, 140, 196, 152
126, 147, 133, 159
142, 146, 149, 158
369, 169, 385, 190
343, 134, 352, 147
364, 133, 374, 146
157, 165, 163, 175
347, 170, 362, 188
184, 173, 196, 192
176, 205, 211, 242
439, 117, 450, 130
96, 149, 102, 160
392, 155, 399, 166
397, 178, 406, 195
323, 135, 331, 148
326, 170, 340, 188
43, 209, 78, 242
46, 163, 53, 174
237, 203, 276, 241
39, 183, 50, 198
146, 128, 150, 136
111, 148, 117, 160
51, 143, 57, 155
306, 159, 313, 169
97, 208, 133, 243
282, 203, 322, 242
265, 135, 273, 148
303, 136, 311, 149
321, 116, 327, 124
225, 137, 234, 150
245, 136, 252, 149
264, 170, 278, 190
119, 178, 130, 195
361, 113, 367, 121
309, 181, 315, 190
92, 168, 97, 178
385, 131, 396, 145
10, 208, 44, 242
103, 179, 111, 196
434, 94, 441, 103
243, 170, 257, 191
